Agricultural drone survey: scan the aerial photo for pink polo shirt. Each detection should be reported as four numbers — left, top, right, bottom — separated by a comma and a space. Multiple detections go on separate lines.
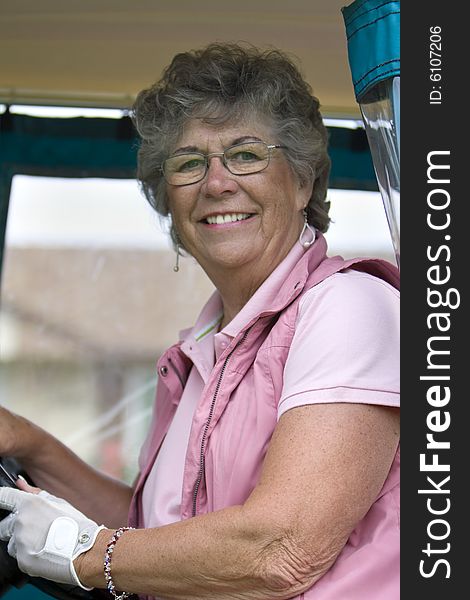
142, 241, 399, 529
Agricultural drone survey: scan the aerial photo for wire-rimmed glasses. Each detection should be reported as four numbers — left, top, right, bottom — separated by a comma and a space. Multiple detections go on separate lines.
161, 141, 286, 186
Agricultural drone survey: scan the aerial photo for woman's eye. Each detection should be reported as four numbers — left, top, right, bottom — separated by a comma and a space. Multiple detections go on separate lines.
231, 151, 260, 162
177, 158, 205, 172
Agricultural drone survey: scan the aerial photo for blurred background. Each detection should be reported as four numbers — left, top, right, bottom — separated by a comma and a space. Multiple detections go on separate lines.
0, 7, 395, 593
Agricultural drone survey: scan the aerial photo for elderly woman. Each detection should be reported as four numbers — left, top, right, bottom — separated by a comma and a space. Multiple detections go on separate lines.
0, 43, 399, 599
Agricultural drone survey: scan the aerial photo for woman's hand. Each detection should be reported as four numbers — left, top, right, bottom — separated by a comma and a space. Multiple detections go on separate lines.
1, 405, 133, 529
0, 483, 106, 589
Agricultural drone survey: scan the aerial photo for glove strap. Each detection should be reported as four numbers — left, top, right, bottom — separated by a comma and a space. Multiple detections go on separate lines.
103, 527, 135, 600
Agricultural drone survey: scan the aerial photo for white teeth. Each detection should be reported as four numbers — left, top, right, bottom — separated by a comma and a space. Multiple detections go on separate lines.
206, 213, 251, 224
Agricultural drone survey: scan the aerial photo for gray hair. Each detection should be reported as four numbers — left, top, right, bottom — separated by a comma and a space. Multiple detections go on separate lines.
132, 43, 331, 246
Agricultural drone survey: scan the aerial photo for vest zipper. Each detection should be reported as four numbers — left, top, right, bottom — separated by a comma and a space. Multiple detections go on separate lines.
192, 328, 250, 517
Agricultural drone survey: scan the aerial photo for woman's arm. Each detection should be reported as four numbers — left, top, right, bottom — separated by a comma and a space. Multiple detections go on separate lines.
77, 402, 400, 599
0, 406, 132, 527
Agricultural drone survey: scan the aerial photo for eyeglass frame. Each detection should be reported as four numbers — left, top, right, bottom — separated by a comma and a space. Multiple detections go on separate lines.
160, 141, 287, 186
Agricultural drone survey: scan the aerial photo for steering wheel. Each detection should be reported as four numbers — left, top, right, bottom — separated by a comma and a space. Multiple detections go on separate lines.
0, 457, 113, 599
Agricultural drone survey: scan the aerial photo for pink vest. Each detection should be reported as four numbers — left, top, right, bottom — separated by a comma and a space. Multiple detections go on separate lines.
129, 235, 400, 598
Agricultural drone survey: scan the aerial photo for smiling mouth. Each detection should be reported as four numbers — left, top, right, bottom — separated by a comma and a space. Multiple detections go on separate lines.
203, 213, 253, 225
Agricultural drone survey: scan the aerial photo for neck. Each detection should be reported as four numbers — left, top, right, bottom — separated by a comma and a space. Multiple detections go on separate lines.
205, 245, 297, 329
216, 275, 259, 330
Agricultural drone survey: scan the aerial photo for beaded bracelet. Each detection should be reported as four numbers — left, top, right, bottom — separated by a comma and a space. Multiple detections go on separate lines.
103, 526, 135, 600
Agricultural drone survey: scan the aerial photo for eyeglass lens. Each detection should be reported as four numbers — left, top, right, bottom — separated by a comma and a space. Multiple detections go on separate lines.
163, 141, 272, 185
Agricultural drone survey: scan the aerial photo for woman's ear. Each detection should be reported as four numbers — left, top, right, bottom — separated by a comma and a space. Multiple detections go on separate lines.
299, 165, 315, 191
297, 175, 314, 210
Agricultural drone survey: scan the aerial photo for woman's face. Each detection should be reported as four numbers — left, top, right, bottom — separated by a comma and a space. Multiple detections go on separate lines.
167, 118, 312, 284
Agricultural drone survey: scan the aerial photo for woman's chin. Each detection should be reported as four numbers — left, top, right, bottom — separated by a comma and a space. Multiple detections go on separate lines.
198, 245, 261, 275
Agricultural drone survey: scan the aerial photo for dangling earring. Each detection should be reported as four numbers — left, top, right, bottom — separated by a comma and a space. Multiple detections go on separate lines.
173, 243, 181, 272
299, 210, 315, 248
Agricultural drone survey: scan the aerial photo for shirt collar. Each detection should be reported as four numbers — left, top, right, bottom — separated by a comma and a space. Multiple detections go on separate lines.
179, 233, 327, 361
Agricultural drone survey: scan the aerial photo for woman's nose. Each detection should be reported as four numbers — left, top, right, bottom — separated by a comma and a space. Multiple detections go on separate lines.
202, 155, 238, 198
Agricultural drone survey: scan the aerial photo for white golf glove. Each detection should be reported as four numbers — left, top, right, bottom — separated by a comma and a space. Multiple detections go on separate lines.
0, 487, 105, 589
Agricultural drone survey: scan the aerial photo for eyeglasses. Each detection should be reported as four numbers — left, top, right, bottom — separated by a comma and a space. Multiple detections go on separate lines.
161, 141, 286, 186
